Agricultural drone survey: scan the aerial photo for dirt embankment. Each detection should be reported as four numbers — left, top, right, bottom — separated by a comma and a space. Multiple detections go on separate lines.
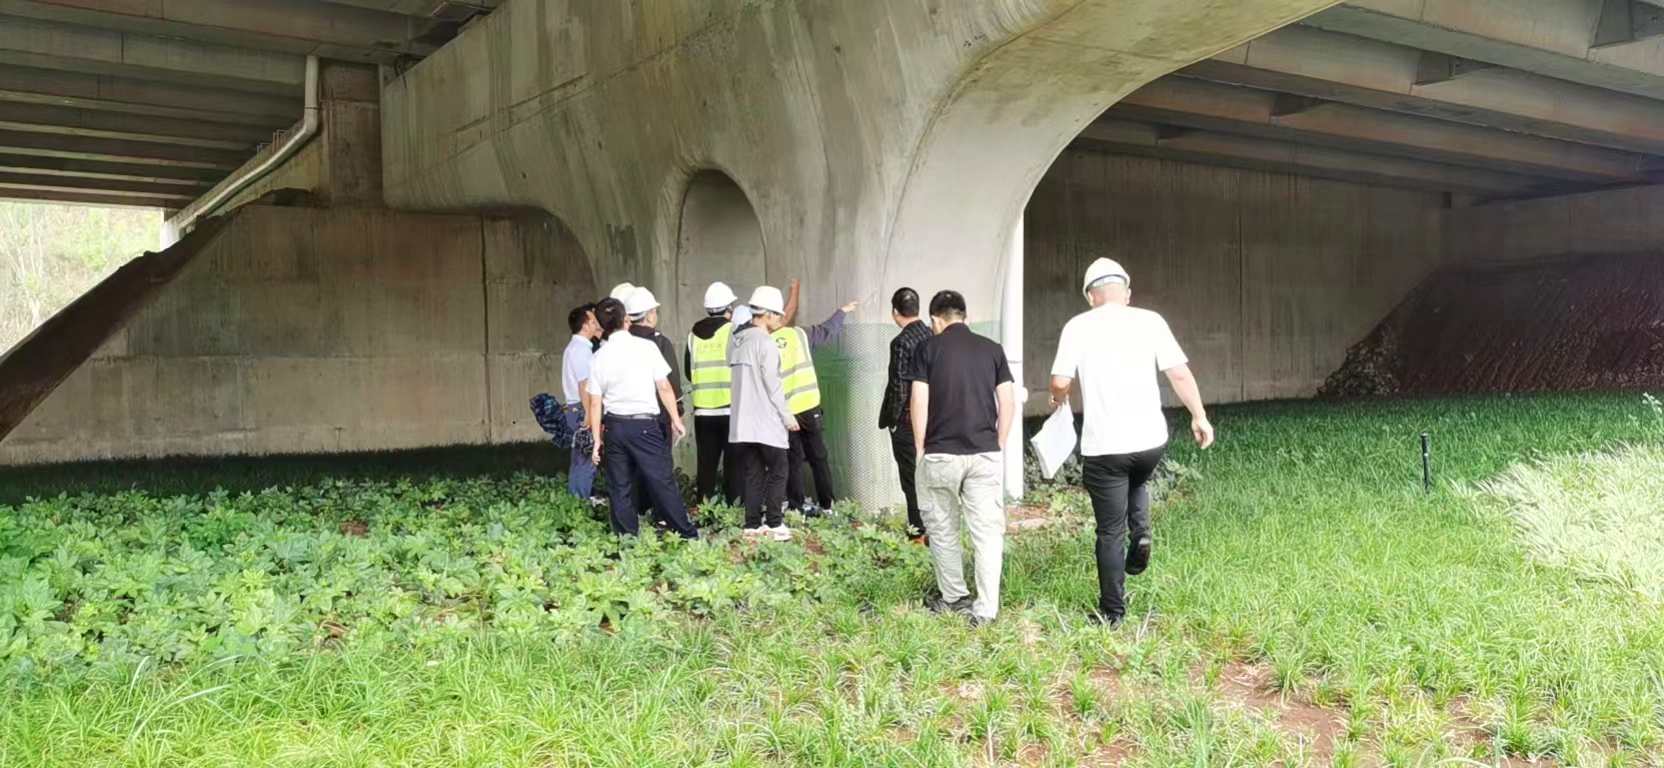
1321, 253, 1664, 398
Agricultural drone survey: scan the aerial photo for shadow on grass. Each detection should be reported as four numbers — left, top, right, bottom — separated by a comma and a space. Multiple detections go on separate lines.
0, 442, 566, 505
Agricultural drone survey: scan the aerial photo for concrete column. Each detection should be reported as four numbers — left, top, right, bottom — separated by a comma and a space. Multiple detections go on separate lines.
1002, 215, 1026, 503
316, 61, 382, 206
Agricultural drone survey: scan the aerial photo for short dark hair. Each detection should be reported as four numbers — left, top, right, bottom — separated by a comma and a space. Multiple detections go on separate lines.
891, 287, 920, 318
567, 303, 596, 334
928, 290, 966, 320
594, 298, 628, 339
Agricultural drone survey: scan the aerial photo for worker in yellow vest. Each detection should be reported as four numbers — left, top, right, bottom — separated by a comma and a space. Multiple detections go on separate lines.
775, 295, 862, 516
685, 281, 742, 504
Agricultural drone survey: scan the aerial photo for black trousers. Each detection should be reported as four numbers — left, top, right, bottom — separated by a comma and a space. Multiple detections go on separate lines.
1082, 446, 1166, 619
694, 414, 741, 504
889, 423, 923, 535
786, 407, 835, 510
632, 415, 672, 526
603, 415, 698, 538
733, 442, 788, 528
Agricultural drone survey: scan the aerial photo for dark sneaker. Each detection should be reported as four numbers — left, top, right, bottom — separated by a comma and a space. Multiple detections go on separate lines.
1085, 610, 1123, 629
800, 503, 826, 519
968, 614, 995, 629
925, 593, 973, 615
1125, 535, 1153, 576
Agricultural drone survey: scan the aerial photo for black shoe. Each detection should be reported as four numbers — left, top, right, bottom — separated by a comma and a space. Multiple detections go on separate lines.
1085, 610, 1123, 628
1125, 535, 1153, 576
968, 614, 995, 629
800, 503, 826, 519
925, 593, 973, 615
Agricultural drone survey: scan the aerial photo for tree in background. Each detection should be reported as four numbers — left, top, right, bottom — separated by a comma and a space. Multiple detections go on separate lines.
0, 202, 161, 354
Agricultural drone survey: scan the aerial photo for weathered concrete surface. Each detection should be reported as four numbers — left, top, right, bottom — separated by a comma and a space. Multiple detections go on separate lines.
0, 204, 595, 465
1445, 184, 1664, 263
381, 0, 1339, 506
1024, 149, 1447, 414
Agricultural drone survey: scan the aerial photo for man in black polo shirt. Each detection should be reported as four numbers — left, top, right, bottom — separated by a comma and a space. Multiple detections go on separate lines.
907, 290, 1016, 627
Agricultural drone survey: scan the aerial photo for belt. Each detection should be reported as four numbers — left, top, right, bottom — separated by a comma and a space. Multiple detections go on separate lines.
604, 413, 660, 421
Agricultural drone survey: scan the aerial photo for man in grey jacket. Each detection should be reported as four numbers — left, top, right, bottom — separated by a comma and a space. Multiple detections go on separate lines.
728, 285, 800, 541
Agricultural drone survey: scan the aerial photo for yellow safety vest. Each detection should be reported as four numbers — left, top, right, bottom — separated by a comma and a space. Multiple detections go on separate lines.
772, 326, 822, 414
688, 323, 734, 411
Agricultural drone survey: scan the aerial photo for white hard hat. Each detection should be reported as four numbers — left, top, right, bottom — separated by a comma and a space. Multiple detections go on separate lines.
608, 282, 637, 301
748, 285, 785, 316
1082, 258, 1130, 298
703, 281, 738, 311
731, 305, 753, 326
625, 287, 660, 317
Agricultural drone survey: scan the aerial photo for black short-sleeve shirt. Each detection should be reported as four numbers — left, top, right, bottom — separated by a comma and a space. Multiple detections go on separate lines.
907, 323, 1013, 455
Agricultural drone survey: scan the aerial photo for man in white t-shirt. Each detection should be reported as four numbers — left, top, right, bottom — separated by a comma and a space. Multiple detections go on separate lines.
585, 297, 698, 538
1049, 258, 1215, 627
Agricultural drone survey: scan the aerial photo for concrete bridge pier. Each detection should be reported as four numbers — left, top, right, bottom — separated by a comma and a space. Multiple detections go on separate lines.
378, 0, 1336, 509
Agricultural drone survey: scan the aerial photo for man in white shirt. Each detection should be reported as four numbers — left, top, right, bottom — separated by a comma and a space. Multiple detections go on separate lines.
561, 303, 602, 501
1049, 258, 1215, 627
585, 297, 698, 538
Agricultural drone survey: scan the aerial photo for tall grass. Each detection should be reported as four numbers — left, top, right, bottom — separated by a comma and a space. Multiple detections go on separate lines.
1478, 444, 1664, 602
3, 393, 1662, 766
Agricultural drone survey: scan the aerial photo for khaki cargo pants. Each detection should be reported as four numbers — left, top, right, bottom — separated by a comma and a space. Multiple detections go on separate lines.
916, 451, 1006, 620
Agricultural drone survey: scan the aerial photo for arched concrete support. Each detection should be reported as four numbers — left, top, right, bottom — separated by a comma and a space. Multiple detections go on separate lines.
672, 170, 767, 335
380, 0, 1339, 507
882, 1, 1341, 306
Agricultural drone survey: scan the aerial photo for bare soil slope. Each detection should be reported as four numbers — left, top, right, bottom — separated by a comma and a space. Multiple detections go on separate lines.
1322, 253, 1664, 398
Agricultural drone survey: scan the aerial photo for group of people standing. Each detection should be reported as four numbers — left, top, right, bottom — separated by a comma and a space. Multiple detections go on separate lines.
557, 257, 1216, 628
559, 279, 856, 542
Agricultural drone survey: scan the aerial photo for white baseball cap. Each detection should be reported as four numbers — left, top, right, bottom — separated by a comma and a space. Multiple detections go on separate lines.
1082, 258, 1130, 298
608, 282, 637, 301
731, 305, 754, 326
703, 281, 738, 311
625, 287, 660, 317
748, 285, 785, 315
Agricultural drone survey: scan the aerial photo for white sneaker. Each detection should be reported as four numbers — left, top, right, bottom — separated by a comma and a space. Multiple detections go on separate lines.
769, 525, 793, 542
742, 527, 769, 539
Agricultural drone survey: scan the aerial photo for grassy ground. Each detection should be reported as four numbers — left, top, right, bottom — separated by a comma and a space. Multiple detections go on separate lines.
2, 394, 1662, 766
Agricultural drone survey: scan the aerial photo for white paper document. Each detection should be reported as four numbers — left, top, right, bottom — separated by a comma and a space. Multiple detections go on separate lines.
1030, 402, 1078, 480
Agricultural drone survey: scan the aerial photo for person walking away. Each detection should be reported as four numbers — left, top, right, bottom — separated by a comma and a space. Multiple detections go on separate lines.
880, 287, 932, 541
562, 303, 603, 502
776, 292, 861, 516
585, 298, 698, 538
729, 286, 799, 541
685, 281, 743, 506
1049, 258, 1213, 627
909, 290, 1016, 628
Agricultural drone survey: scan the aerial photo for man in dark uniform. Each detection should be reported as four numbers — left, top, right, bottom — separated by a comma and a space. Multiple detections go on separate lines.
626, 287, 684, 526
880, 287, 932, 540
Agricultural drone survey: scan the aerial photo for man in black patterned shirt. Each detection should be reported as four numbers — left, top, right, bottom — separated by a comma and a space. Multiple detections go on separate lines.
880, 287, 933, 540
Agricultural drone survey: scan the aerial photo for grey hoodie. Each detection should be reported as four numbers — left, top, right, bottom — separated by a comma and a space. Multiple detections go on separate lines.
726, 323, 795, 449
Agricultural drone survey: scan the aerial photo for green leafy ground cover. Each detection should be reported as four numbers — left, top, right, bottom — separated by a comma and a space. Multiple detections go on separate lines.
2, 394, 1663, 766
